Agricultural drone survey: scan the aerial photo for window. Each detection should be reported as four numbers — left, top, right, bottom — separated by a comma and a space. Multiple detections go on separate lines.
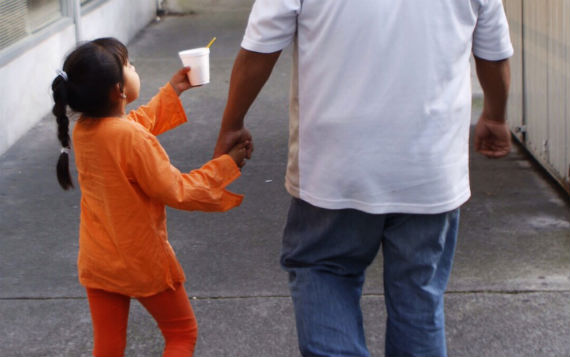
27, 0, 63, 33
0, 1, 29, 50
0, 0, 64, 51
1, 0, 106, 53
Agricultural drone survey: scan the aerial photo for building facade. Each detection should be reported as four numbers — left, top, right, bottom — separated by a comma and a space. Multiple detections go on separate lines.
0, 0, 158, 156
504, 0, 570, 194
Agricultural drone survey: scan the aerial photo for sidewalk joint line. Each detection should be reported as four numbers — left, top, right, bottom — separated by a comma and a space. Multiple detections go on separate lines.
1, 290, 569, 302
0, 296, 86, 301
446, 289, 570, 295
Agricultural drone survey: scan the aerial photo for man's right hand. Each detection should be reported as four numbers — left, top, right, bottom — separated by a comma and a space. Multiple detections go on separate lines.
214, 128, 254, 161
213, 49, 279, 162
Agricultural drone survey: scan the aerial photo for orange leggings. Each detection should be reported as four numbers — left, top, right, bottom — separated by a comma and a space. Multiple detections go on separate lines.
86, 283, 198, 357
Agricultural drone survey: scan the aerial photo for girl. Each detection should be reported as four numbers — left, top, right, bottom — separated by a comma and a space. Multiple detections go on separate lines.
52, 37, 246, 357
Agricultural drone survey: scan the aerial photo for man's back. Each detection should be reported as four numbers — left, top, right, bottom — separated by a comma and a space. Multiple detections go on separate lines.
243, 0, 513, 214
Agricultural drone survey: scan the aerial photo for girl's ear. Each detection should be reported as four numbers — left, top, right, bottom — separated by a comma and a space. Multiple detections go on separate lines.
114, 83, 122, 100
110, 83, 126, 102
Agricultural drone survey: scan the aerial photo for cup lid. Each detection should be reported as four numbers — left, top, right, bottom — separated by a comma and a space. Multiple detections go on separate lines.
178, 47, 210, 56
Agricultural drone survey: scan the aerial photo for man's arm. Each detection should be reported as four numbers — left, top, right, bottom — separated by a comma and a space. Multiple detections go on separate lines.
473, 56, 512, 158
214, 48, 282, 159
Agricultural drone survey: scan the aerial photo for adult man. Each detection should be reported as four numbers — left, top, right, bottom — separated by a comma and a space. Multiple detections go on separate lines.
214, 0, 513, 356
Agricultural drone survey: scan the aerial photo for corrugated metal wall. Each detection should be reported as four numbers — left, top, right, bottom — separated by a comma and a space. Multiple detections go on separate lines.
504, 0, 570, 194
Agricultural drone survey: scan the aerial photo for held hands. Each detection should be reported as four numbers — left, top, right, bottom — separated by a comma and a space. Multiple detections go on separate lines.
215, 127, 254, 169
169, 67, 193, 96
474, 113, 512, 158
227, 140, 250, 168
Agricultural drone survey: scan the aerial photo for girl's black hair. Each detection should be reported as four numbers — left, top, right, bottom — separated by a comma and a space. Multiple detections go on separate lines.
51, 37, 129, 190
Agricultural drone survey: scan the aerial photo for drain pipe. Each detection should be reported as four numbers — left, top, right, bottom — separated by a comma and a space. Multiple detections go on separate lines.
157, 0, 165, 16
72, 0, 83, 43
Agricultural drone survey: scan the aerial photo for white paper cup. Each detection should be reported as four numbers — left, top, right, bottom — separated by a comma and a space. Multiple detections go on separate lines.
178, 47, 210, 86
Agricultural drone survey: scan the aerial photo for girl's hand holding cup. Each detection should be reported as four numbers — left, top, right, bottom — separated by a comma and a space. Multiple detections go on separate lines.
169, 67, 192, 96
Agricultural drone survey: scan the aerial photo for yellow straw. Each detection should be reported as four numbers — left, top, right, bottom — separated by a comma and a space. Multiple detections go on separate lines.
206, 37, 217, 48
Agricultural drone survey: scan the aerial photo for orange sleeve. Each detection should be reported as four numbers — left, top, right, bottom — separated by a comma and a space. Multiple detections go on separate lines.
127, 83, 187, 136
127, 129, 243, 212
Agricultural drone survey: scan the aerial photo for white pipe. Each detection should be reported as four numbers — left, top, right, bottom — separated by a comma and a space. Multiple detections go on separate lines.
73, 0, 82, 43
156, 0, 165, 15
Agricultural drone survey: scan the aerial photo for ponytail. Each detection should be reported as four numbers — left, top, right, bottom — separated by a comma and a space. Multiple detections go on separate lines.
51, 37, 129, 190
52, 74, 74, 190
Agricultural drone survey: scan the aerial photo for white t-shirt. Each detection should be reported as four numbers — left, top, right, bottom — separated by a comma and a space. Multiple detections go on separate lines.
242, 0, 513, 214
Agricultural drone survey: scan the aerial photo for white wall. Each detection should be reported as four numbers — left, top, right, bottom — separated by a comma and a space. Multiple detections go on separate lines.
0, 0, 157, 156
81, 0, 156, 44
504, 0, 570, 193
163, 0, 253, 13
0, 24, 76, 156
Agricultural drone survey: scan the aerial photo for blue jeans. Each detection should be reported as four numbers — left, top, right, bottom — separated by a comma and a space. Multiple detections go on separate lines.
281, 198, 459, 357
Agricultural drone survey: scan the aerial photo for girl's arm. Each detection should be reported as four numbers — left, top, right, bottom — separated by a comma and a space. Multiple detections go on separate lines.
128, 129, 243, 212
127, 68, 191, 136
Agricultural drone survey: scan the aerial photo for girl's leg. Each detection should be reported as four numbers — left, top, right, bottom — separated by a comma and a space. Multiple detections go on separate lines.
138, 283, 198, 357
86, 288, 131, 357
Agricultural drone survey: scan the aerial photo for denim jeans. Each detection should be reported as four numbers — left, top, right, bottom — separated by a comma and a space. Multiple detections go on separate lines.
281, 198, 459, 357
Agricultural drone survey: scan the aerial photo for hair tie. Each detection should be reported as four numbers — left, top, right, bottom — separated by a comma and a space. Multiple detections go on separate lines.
56, 69, 68, 81
60, 147, 71, 155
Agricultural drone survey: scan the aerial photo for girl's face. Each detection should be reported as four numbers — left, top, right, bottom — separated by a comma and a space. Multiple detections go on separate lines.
123, 60, 140, 103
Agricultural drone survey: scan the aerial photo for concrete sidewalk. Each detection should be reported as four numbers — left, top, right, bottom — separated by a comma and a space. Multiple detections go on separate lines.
1, 7, 570, 357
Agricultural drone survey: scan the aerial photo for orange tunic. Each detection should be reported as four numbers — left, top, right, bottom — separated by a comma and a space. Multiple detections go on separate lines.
72, 83, 243, 297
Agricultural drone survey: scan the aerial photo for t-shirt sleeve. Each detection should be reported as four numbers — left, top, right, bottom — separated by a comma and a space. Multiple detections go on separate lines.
241, 0, 300, 53
128, 130, 243, 212
126, 83, 187, 136
472, 0, 514, 60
